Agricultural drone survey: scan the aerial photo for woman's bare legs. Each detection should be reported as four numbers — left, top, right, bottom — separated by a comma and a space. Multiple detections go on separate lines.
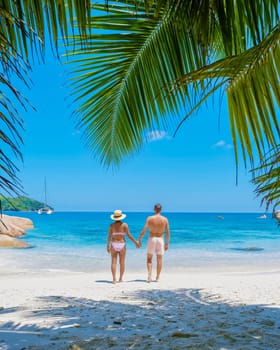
111, 250, 118, 284
119, 248, 126, 282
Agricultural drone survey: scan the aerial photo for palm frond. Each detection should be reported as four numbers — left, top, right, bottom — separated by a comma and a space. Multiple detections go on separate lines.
0, 0, 91, 196
66, 1, 206, 165
0, 87, 26, 196
0, 0, 92, 64
0, 37, 31, 196
66, 0, 279, 168
173, 24, 280, 167
252, 145, 280, 210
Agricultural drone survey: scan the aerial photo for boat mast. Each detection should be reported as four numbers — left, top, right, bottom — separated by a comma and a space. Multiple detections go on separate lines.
44, 177, 48, 207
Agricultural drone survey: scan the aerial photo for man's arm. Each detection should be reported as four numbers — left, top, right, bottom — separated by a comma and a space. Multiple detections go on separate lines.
164, 219, 170, 251
124, 223, 138, 246
138, 218, 149, 246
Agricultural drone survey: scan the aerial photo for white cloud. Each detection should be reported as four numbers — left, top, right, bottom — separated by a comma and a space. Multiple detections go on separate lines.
146, 130, 170, 142
212, 140, 232, 149
215, 140, 226, 147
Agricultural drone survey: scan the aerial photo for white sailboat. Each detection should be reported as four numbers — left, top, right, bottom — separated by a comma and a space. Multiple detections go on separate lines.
38, 178, 53, 215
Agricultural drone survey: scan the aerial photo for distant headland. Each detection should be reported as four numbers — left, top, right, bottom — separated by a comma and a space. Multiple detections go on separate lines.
0, 196, 54, 212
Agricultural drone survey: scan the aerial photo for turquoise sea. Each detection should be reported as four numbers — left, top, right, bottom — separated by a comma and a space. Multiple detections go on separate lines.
1, 211, 280, 273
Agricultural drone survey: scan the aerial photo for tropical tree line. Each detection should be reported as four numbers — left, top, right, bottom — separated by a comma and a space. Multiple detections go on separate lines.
1, 0, 279, 210
0, 196, 49, 212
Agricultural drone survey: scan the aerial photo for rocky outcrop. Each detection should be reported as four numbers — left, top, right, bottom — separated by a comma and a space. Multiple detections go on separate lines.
0, 214, 33, 248
0, 234, 30, 248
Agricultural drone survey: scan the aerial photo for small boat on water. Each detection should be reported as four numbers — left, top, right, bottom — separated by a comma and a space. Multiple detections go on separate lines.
258, 214, 267, 219
38, 178, 54, 215
38, 207, 53, 215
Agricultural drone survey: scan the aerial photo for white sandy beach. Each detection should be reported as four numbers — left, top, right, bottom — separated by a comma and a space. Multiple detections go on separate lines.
1, 265, 280, 350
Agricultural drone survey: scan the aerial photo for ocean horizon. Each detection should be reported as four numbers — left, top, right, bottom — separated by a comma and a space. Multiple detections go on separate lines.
1, 211, 280, 274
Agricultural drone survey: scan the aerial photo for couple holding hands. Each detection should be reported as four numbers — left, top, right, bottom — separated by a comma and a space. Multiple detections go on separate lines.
107, 203, 170, 284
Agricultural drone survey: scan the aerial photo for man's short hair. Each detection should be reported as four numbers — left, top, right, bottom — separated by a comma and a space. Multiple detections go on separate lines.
154, 203, 162, 210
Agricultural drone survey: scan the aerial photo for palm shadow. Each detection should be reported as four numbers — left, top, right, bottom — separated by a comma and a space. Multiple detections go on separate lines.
0, 288, 279, 349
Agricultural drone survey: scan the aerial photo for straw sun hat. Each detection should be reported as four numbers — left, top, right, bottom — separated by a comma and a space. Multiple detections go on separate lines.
110, 210, 126, 221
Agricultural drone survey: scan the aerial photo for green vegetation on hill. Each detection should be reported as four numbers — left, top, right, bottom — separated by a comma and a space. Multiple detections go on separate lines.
0, 196, 53, 211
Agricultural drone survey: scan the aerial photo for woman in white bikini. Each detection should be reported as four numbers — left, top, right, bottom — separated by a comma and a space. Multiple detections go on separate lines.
107, 210, 139, 284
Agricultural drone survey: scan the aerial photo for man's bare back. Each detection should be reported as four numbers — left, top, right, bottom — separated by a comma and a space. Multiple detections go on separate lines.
147, 214, 169, 237
137, 203, 170, 282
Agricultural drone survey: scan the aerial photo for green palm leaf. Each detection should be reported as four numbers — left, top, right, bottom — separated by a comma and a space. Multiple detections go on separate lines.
66, 0, 279, 169
0, 0, 91, 63
0, 0, 91, 196
66, 1, 207, 165
0, 34, 31, 196
252, 146, 280, 210
173, 24, 280, 167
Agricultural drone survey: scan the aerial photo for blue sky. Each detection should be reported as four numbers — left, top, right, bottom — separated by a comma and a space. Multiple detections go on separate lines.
16, 52, 267, 213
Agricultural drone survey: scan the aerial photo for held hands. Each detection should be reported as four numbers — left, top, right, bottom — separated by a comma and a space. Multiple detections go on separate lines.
136, 240, 141, 248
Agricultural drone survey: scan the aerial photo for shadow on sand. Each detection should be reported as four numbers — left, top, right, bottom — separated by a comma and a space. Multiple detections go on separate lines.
0, 288, 280, 349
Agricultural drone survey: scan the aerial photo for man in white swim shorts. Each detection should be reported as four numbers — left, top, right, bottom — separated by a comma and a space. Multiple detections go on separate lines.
147, 236, 165, 256
138, 203, 170, 282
